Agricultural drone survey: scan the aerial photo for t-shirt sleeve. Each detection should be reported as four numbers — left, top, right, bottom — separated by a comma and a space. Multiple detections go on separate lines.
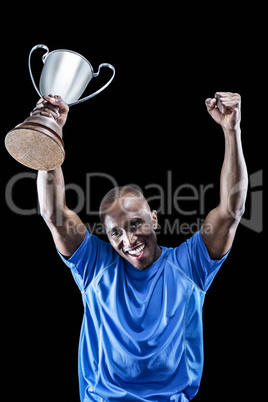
175, 230, 230, 292
57, 230, 117, 292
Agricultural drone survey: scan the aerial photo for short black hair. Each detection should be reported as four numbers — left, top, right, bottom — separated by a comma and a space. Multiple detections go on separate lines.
99, 185, 145, 222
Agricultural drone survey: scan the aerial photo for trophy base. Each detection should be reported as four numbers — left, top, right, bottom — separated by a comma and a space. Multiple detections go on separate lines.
5, 116, 65, 171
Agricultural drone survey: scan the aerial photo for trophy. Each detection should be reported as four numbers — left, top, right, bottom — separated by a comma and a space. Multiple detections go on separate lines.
5, 44, 115, 170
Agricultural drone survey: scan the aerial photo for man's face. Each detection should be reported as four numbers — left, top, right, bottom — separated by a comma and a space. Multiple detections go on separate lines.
103, 194, 161, 270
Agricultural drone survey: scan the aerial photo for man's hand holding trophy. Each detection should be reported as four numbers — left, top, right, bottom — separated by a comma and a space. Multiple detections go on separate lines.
5, 44, 115, 170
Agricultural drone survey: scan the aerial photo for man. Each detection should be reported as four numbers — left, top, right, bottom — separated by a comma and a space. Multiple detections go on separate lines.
33, 92, 247, 401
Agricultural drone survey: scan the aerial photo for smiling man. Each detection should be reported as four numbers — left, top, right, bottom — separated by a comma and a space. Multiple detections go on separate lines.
35, 92, 248, 401
99, 186, 161, 270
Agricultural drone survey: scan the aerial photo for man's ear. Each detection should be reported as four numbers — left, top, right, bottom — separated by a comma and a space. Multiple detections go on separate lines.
151, 210, 158, 230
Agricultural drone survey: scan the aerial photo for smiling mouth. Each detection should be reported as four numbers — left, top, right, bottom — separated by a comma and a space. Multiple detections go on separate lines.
127, 244, 145, 256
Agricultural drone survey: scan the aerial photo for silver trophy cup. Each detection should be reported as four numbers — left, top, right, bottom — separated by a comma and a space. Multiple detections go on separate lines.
5, 44, 115, 170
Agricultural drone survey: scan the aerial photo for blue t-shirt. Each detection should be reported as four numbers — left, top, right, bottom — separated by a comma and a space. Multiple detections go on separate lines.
58, 230, 229, 402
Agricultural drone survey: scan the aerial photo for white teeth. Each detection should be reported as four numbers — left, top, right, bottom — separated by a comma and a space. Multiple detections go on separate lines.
128, 244, 145, 255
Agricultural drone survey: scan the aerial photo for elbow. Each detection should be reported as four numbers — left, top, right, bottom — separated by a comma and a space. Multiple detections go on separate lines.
40, 206, 67, 226
229, 197, 247, 221
220, 187, 248, 222
229, 205, 246, 221
40, 209, 58, 225
218, 203, 246, 222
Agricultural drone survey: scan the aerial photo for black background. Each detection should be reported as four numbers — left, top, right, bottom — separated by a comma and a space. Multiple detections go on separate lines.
2, 5, 265, 401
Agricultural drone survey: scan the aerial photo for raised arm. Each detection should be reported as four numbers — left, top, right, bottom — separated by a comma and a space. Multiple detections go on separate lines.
201, 92, 248, 259
34, 96, 86, 257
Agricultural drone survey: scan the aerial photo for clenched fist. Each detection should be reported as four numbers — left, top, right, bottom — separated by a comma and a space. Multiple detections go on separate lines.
205, 92, 241, 132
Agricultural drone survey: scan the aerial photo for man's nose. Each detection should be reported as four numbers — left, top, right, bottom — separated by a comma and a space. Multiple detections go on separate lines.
122, 231, 137, 247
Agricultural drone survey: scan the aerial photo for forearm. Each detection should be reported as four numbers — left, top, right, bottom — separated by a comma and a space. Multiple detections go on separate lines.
37, 167, 67, 223
218, 127, 248, 218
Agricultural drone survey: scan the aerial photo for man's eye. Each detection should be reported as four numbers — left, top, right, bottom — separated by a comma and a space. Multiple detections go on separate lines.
130, 221, 141, 230
131, 222, 139, 228
111, 230, 120, 237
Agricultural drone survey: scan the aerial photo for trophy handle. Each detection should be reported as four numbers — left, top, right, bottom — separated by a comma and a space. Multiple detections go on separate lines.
68, 63, 116, 107
28, 44, 49, 98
